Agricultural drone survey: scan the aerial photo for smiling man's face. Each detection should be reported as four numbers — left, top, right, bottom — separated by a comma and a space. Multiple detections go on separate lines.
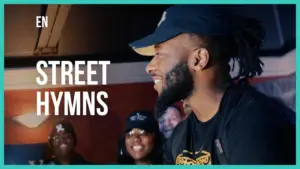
146, 35, 190, 95
159, 107, 182, 138
145, 35, 195, 118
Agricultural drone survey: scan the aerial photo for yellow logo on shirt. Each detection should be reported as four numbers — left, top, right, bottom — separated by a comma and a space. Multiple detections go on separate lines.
175, 150, 211, 165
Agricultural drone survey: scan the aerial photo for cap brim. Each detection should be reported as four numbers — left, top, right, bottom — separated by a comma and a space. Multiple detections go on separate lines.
129, 29, 180, 56
125, 122, 156, 133
125, 127, 147, 133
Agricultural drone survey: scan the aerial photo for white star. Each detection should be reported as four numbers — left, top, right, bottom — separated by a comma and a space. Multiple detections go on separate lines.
56, 124, 65, 132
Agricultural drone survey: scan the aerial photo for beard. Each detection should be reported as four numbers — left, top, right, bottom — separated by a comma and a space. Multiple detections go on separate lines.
154, 61, 194, 118
162, 130, 173, 139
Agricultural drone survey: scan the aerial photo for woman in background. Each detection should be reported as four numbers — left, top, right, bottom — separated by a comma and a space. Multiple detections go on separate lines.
117, 111, 164, 165
44, 120, 92, 165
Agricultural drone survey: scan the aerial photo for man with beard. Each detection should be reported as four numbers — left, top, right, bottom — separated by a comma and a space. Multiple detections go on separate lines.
129, 5, 295, 165
158, 106, 183, 139
44, 120, 92, 165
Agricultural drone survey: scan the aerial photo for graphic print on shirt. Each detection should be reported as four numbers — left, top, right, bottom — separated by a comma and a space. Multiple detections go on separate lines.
175, 149, 212, 165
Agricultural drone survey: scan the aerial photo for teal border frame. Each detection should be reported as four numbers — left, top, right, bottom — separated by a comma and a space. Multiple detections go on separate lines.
1, 0, 298, 168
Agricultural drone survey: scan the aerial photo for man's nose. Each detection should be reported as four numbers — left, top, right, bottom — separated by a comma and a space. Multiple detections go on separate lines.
165, 119, 171, 126
145, 56, 158, 75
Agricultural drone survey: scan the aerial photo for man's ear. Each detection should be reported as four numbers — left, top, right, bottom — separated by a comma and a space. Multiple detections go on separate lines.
189, 48, 210, 72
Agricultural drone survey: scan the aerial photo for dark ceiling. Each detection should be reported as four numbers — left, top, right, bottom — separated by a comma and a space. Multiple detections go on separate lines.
4, 4, 295, 68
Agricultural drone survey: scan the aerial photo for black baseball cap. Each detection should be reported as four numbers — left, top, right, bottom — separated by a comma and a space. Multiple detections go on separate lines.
125, 111, 159, 133
129, 5, 230, 56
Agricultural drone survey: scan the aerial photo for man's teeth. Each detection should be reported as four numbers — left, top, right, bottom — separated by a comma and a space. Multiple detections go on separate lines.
133, 145, 143, 151
154, 80, 161, 84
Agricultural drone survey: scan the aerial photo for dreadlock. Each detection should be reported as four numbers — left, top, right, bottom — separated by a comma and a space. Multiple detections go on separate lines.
188, 15, 266, 81
231, 16, 266, 79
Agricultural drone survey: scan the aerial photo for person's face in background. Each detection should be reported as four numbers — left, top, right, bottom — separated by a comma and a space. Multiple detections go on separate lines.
51, 132, 75, 157
125, 128, 156, 162
159, 107, 182, 138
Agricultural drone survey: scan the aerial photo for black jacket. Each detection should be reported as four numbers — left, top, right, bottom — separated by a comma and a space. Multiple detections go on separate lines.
163, 84, 295, 164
